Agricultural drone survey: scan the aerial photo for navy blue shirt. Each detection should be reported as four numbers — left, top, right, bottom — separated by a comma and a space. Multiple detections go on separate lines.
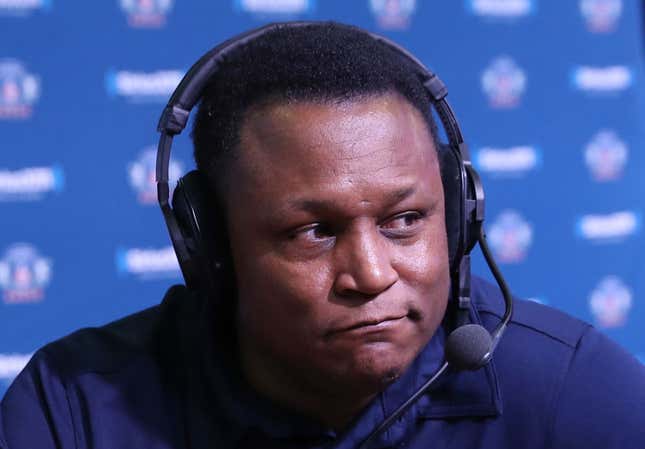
2, 277, 645, 448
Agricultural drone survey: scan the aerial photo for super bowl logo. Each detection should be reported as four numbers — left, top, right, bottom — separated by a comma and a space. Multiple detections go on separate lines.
119, 0, 173, 28
584, 130, 627, 182
580, 0, 622, 33
0, 243, 52, 304
128, 146, 183, 205
487, 210, 533, 263
0, 59, 40, 120
370, 0, 416, 30
589, 276, 631, 328
481, 56, 526, 109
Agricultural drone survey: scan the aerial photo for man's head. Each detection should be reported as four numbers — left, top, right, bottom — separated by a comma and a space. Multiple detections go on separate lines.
192, 22, 450, 423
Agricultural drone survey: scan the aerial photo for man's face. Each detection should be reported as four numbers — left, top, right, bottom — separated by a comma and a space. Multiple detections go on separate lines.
225, 92, 450, 395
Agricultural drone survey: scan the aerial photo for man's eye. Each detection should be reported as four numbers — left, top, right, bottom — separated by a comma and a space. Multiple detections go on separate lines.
380, 212, 425, 233
290, 223, 334, 243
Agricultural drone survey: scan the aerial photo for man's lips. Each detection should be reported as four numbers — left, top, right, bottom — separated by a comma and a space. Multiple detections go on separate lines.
328, 315, 408, 336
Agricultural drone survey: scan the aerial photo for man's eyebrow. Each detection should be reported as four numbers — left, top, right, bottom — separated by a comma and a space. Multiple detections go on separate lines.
285, 186, 418, 213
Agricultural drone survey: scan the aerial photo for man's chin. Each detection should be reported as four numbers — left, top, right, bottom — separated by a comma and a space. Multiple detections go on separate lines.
322, 347, 415, 394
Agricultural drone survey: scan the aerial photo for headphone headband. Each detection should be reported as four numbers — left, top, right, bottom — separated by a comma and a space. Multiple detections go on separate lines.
156, 21, 467, 190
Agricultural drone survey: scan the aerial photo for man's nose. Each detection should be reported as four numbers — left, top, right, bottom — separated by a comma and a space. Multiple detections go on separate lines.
333, 224, 398, 298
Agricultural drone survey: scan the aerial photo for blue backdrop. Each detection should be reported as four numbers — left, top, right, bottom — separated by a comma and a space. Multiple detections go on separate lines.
1, 0, 644, 396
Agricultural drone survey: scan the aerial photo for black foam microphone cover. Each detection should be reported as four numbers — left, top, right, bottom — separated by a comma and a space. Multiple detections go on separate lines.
445, 324, 493, 371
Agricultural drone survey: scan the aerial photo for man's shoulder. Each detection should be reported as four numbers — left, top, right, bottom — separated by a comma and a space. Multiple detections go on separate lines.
36, 284, 189, 378
470, 275, 645, 446
1, 285, 192, 449
471, 275, 589, 349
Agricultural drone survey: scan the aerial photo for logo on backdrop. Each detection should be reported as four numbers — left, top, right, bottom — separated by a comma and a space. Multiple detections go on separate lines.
0, 165, 64, 202
474, 145, 540, 177
488, 210, 533, 263
589, 276, 632, 328
105, 69, 183, 103
576, 210, 640, 242
0, 0, 50, 16
467, 0, 534, 20
580, 0, 622, 33
0, 353, 32, 388
234, 0, 314, 17
116, 245, 181, 279
128, 146, 183, 205
584, 130, 627, 182
119, 0, 174, 28
481, 56, 526, 109
0, 243, 52, 304
370, 0, 416, 30
572, 65, 632, 93
0, 59, 40, 119
526, 296, 548, 305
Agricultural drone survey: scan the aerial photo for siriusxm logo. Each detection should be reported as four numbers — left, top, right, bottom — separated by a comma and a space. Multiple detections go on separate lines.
0, 59, 40, 119
467, 0, 534, 19
234, 0, 314, 16
580, 0, 622, 33
0, 0, 50, 16
488, 210, 533, 263
481, 56, 526, 109
0, 353, 31, 387
128, 146, 183, 205
116, 246, 181, 279
584, 130, 627, 182
105, 69, 183, 103
572, 65, 632, 93
0, 243, 52, 304
474, 145, 540, 177
370, 0, 416, 30
589, 276, 631, 328
576, 210, 640, 242
0, 165, 64, 201
119, 0, 173, 28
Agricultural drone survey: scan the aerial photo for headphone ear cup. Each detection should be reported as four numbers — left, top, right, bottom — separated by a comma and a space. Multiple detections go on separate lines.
438, 143, 463, 272
171, 170, 226, 290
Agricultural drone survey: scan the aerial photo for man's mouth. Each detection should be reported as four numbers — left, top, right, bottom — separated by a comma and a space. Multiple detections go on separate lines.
328, 315, 409, 337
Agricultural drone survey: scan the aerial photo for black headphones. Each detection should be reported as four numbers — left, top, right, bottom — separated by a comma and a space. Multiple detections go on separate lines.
155, 22, 514, 446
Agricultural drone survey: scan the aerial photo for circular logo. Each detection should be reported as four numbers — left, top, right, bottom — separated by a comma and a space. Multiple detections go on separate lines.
119, 0, 173, 28
589, 276, 631, 328
0, 59, 40, 119
487, 210, 533, 263
128, 146, 183, 205
584, 130, 627, 182
370, 0, 416, 29
482, 56, 526, 109
0, 243, 52, 304
580, 0, 622, 33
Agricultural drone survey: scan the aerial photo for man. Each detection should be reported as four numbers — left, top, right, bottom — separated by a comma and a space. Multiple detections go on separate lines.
1, 22, 644, 449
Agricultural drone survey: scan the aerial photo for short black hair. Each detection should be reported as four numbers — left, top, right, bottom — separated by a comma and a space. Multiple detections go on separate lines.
192, 21, 440, 195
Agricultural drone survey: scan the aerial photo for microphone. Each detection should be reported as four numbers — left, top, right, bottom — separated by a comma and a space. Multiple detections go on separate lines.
444, 324, 493, 370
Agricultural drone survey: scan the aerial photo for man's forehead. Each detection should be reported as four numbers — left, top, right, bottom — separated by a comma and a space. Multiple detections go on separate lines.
235, 93, 438, 181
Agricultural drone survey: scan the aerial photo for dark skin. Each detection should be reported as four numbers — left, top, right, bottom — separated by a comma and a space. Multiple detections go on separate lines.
223, 91, 450, 429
